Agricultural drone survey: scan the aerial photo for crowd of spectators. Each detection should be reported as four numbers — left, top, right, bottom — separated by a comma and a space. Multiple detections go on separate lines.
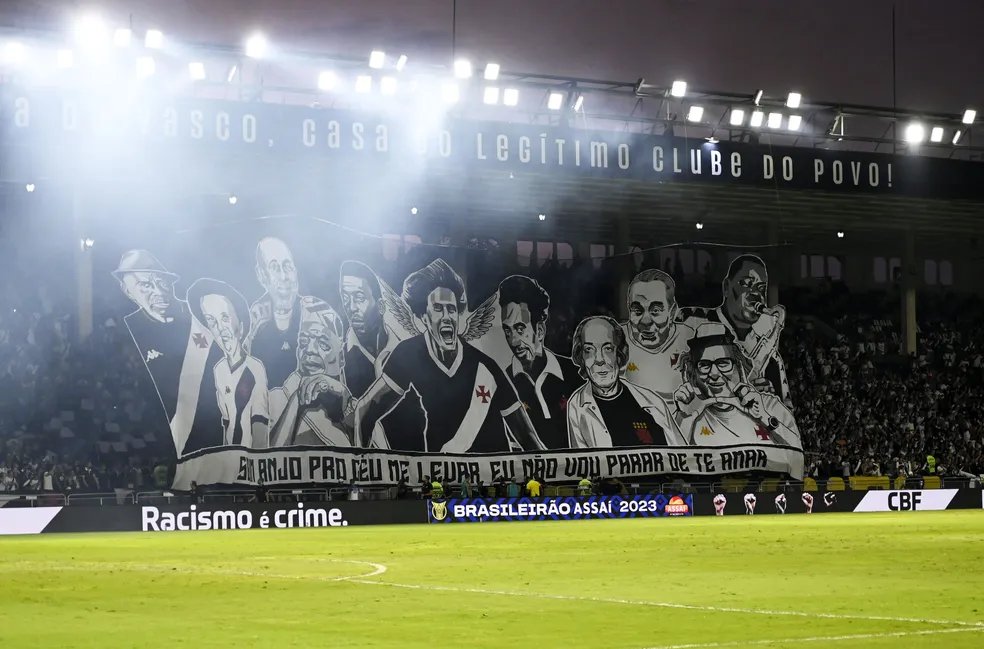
2, 237, 982, 495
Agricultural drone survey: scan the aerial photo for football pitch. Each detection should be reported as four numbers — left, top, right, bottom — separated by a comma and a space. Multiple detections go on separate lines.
1, 510, 982, 648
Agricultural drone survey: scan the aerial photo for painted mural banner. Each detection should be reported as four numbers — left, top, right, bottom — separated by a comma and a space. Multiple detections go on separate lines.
4, 89, 984, 198
110, 220, 803, 488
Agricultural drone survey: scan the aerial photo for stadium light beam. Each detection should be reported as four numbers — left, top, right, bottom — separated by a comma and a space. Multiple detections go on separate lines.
767, 112, 783, 128
503, 88, 519, 107
671, 80, 687, 97
369, 50, 385, 69
904, 122, 925, 144
135, 56, 155, 78
453, 58, 472, 79
786, 91, 802, 108
750, 110, 764, 127
188, 61, 206, 81
788, 114, 802, 131
547, 92, 564, 110
245, 33, 268, 59
355, 75, 372, 93
729, 108, 745, 126
687, 105, 704, 122
144, 29, 164, 49
56, 49, 74, 69
441, 82, 459, 104
930, 126, 944, 143
962, 109, 976, 125
75, 15, 110, 50
484, 63, 500, 80
317, 70, 337, 91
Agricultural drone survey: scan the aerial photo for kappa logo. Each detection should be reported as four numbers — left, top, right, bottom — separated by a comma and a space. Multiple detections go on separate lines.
145, 349, 162, 362
475, 385, 492, 403
700, 425, 713, 436
626, 362, 639, 372
281, 341, 291, 351
430, 500, 448, 521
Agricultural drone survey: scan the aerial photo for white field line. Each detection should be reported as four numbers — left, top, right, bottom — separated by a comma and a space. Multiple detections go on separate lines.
641, 626, 984, 649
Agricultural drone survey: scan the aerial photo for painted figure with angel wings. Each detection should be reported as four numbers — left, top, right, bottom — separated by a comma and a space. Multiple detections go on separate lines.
353, 259, 547, 453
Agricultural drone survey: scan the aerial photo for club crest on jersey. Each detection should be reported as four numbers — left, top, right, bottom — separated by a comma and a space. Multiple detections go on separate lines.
626, 362, 639, 372
670, 353, 680, 367
192, 333, 209, 349
475, 385, 492, 403
700, 425, 713, 436
430, 500, 448, 521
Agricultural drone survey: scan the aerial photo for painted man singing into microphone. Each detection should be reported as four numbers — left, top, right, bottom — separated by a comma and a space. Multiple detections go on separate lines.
681, 254, 789, 402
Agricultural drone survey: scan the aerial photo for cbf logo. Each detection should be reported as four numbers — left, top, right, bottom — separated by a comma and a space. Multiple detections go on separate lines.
430, 500, 448, 522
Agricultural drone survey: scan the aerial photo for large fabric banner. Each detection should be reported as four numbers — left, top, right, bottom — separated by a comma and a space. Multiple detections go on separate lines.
110, 220, 804, 488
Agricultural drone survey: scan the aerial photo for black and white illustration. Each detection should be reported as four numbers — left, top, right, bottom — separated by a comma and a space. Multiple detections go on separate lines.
116, 229, 803, 489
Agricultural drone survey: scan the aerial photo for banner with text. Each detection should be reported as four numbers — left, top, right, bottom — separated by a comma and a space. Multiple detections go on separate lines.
427, 494, 693, 523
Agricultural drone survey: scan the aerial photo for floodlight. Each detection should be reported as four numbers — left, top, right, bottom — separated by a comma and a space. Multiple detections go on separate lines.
369, 50, 385, 69
962, 109, 976, 125
245, 33, 268, 59
396, 54, 408, 71
547, 92, 564, 110
503, 88, 519, 106
671, 80, 687, 97
2, 42, 26, 65
837, 231, 845, 239
355, 75, 372, 93
573, 94, 584, 112
188, 61, 206, 81
74, 15, 109, 49
952, 130, 963, 145
453, 58, 472, 79
483, 86, 500, 105
930, 126, 944, 143
786, 92, 801, 108
753, 89, 763, 105
144, 29, 164, 49
25, 183, 35, 193
442, 82, 459, 104
687, 105, 704, 122
484, 63, 499, 80
904, 122, 925, 144
767, 112, 783, 128
729, 109, 745, 126
750, 110, 764, 127
136, 56, 155, 78
380, 76, 397, 95
317, 70, 336, 91
788, 114, 802, 131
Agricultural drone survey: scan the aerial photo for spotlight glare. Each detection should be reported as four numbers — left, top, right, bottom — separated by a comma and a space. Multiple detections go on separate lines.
355, 75, 372, 94
56, 49, 74, 69
484, 63, 500, 80
788, 114, 802, 131
930, 126, 944, 143
953, 129, 963, 145
547, 92, 564, 110
75, 15, 110, 49
245, 33, 268, 59
228, 195, 238, 205
695, 222, 704, 230
538, 213, 546, 221
25, 183, 35, 193
441, 82, 460, 104
904, 122, 925, 144
837, 230, 845, 239
395, 54, 408, 71
226, 64, 239, 83
503, 88, 519, 106
144, 29, 164, 49
369, 50, 385, 69
317, 70, 337, 91
188, 61, 206, 81
572, 94, 585, 112
687, 105, 704, 122
2, 41, 26, 65
750, 110, 764, 127
671, 80, 687, 97
962, 109, 976, 125
112, 27, 130, 48
786, 91, 802, 108
410, 206, 418, 215
453, 58, 472, 79
380, 76, 397, 95
729, 108, 745, 126
135, 55, 155, 78
753, 89, 764, 106
483, 86, 500, 105
767, 112, 783, 128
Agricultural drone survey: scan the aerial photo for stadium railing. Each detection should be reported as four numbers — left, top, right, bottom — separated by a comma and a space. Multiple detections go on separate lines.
67, 492, 135, 506
0, 493, 67, 507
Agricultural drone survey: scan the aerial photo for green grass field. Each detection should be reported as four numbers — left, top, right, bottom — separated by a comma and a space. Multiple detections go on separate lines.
1, 511, 983, 648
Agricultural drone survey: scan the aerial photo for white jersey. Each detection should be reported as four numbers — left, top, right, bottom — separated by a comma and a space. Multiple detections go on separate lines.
214, 355, 270, 448
681, 393, 800, 448
622, 323, 693, 403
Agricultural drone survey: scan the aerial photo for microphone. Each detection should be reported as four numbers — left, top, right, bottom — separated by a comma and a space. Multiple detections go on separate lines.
752, 301, 768, 314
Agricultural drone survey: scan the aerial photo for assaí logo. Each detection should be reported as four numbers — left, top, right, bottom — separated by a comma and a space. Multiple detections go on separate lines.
664, 495, 691, 516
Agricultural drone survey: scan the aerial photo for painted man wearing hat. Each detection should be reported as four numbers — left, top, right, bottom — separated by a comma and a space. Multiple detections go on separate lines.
673, 322, 800, 448
269, 297, 353, 447
566, 315, 685, 449
188, 278, 270, 449
114, 250, 223, 456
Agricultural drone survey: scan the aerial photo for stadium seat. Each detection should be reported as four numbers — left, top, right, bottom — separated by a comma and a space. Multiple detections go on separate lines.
849, 476, 890, 491
803, 477, 818, 492
922, 475, 942, 489
544, 486, 560, 497
557, 486, 575, 497
720, 478, 748, 493
826, 477, 846, 491
758, 478, 780, 492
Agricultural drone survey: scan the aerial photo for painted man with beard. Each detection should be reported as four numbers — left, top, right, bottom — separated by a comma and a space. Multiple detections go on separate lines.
114, 250, 223, 455
673, 322, 799, 448
681, 255, 789, 401
188, 279, 270, 448
567, 316, 684, 449
355, 259, 546, 453
497, 275, 579, 449
246, 237, 310, 389
269, 298, 352, 447
622, 269, 694, 403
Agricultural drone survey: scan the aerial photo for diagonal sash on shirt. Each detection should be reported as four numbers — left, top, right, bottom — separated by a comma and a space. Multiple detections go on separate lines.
440, 363, 496, 453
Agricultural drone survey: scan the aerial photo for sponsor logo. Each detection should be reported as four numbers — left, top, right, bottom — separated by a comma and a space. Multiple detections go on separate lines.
145, 349, 162, 361
665, 495, 690, 516
140, 504, 347, 531
853, 489, 958, 513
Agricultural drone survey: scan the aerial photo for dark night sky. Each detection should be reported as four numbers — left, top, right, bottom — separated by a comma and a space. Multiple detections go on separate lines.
3, 1, 983, 113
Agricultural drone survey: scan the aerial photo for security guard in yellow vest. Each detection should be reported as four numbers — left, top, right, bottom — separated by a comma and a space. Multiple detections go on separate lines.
577, 477, 593, 496
431, 480, 445, 498
926, 455, 937, 475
